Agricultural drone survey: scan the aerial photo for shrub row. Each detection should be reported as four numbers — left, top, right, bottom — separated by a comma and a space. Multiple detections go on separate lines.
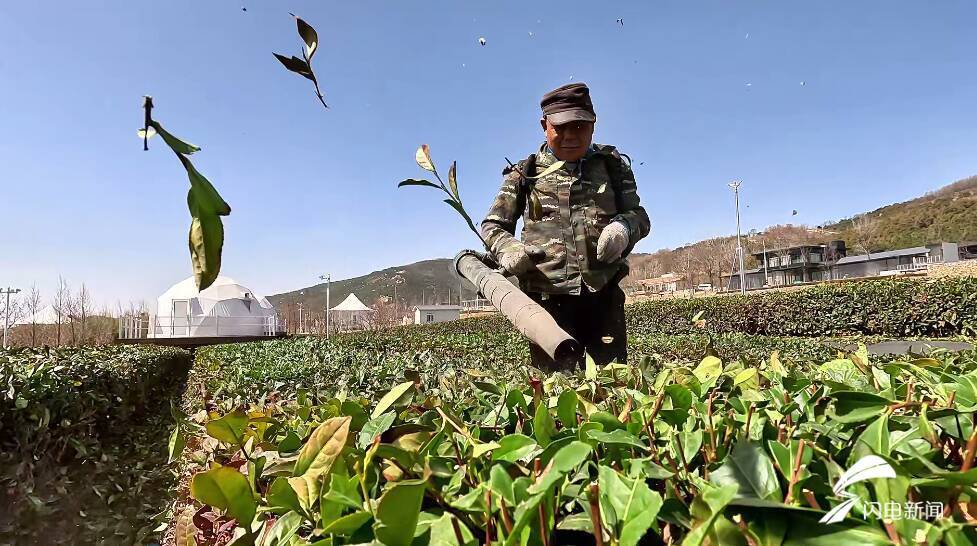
1, 345, 191, 544
0, 345, 191, 456
188, 328, 839, 405
626, 276, 977, 337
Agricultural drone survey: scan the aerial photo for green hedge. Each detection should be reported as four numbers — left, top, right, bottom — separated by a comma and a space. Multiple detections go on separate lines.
0, 345, 191, 455
1, 345, 191, 544
626, 277, 977, 337
188, 328, 841, 406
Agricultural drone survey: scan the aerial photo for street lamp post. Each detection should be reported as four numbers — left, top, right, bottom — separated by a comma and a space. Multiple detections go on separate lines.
729, 181, 746, 294
319, 274, 331, 338
2, 287, 22, 349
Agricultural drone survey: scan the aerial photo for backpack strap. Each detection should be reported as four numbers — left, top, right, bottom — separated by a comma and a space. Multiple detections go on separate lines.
598, 147, 629, 213
502, 153, 538, 220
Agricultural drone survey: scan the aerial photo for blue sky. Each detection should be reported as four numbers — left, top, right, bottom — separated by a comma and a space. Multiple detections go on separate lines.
1, 1, 975, 308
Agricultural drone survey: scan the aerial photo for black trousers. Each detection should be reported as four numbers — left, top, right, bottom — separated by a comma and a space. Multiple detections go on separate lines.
526, 281, 628, 372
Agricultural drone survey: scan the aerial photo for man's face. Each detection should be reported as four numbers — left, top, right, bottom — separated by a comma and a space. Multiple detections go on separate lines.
541, 118, 594, 162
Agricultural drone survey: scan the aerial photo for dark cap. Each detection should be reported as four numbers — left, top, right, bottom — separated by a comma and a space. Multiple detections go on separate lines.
540, 82, 597, 125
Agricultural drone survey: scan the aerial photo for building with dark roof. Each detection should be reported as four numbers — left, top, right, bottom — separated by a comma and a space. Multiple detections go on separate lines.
722, 241, 962, 291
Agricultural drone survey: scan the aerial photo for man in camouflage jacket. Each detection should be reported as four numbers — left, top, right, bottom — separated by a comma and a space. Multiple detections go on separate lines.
480, 83, 651, 369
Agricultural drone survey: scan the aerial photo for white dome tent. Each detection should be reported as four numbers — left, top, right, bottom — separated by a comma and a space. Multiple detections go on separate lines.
329, 293, 375, 332
151, 276, 279, 338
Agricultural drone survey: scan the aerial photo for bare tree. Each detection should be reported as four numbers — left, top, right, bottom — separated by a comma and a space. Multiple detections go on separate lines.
53, 276, 71, 346
76, 283, 92, 344
850, 214, 876, 257
25, 283, 41, 347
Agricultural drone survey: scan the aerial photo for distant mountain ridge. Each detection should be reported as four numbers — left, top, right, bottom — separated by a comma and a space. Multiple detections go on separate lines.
271, 174, 977, 308
268, 258, 476, 312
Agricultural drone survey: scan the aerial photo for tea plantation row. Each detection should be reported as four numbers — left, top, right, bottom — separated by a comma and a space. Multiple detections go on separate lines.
173, 343, 977, 546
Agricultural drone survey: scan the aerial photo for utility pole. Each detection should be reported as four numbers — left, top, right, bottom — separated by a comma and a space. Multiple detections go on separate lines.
297, 303, 305, 334
2, 287, 21, 349
319, 274, 331, 339
729, 180, 746, 294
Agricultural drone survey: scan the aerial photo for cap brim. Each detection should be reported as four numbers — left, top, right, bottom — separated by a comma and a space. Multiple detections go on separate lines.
546, 109, 596, 125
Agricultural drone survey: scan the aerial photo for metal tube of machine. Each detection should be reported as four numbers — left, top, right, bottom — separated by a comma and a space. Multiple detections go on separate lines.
453, 250, 581, 367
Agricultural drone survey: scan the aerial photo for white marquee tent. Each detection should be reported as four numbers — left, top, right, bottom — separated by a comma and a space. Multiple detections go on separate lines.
151, 276, 278, 338
329, 293, 375, 331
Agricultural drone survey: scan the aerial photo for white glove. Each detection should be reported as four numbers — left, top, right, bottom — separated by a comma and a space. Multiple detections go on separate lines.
497, 242, 545, 276
596, 221, 630, 262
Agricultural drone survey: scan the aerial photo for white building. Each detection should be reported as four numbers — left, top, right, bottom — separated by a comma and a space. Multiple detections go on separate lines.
414, 305, 462, 325
142, 276, 279, 338
330, 293, 376, 331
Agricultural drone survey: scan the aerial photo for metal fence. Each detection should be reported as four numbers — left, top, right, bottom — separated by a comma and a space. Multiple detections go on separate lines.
118, 314, 283, 339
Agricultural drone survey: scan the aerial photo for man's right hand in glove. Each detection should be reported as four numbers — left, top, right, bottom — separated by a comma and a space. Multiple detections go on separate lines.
497, 241, 546, 276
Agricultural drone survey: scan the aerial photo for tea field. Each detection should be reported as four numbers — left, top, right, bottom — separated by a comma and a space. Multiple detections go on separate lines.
2, 278, 976, 545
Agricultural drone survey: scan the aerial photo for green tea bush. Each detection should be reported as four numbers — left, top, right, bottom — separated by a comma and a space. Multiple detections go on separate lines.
188, 326, 841, 406
1, 345, 191, 544
0, 345, 191, 455
627, 277, 977, 337
172, 342, 977, 545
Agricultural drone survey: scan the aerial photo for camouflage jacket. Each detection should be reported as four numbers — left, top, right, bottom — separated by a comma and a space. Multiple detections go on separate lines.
480, 143, 651, 295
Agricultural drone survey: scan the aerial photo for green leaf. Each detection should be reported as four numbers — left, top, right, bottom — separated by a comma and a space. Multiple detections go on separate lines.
598, 465, 663, 546
293, 416, 351, 477
448, 161, 459, 201
586, 429, 649, 451
148, 120, 200, 155
267, 477, 304, 515
289, 416, 351, 509
188, 212, 225, 291
472, 441, 500, 458
397, 178, 441, 189
258, 511, 302, 546
585, 352, 598, 380
442, 199, 481, 240
294, 16, 318, 60
665, 384, 694, 411
829, 391, 892, 424
190, 466, 257, 525
504, 442, 593, 546
533, 402, 557, 448
372, 381, 415, 418
709, 440, 781, 501
854, 413, 891, 457
149, 118, 230, 291
557, 389, 579, 428
273, 53, 313, 80
428, 513, 475, 545
322, 510, 372, 535
358, 412, 396, 449
489, 464, 515, 506
373, 479, 427, 546
734, 368, 760, 390
206, 410, 248, 445
321, 472, 362, 510
415, 145, 436, 172
492, 434, 538, 463
767, 440, 812, 481
529, 441, 593, 494
168, 425, 186, 463
278, 430, 302, 453
693, 355, 723, 384
671, 430, 703, 465
681, 483, 737, 546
